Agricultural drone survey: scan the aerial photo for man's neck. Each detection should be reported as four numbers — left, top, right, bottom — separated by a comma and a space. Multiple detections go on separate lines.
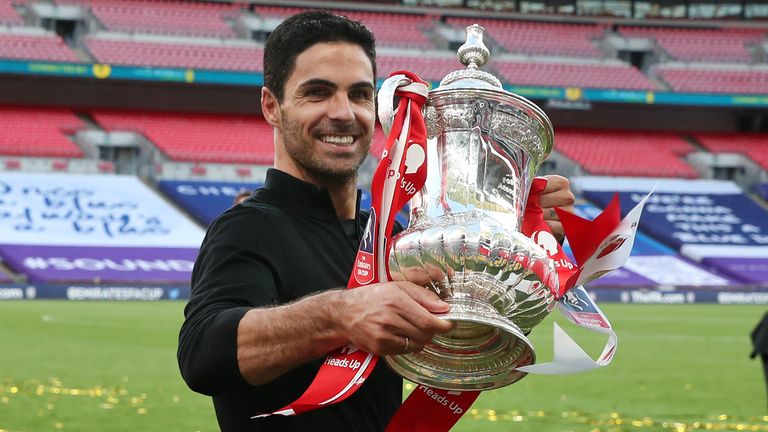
275, 165, 358, 219
325, 180, 358, 220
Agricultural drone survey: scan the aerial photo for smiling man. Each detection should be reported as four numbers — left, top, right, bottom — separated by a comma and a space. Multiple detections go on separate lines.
177, 11, 452, 432
177, 10, 575, 432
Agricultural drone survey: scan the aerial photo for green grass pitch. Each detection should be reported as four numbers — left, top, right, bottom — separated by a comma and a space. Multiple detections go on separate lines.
0, 301, 765, 431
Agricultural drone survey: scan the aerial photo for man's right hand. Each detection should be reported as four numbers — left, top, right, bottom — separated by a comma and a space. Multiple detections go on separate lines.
338, 281, 453, 356
235, 281, 452, 385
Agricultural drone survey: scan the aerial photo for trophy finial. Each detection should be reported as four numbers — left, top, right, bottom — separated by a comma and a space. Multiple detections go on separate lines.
457, 24, 490, 69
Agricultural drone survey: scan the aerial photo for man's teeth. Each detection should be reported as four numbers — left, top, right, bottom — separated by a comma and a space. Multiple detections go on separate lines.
320, 135, 354, 145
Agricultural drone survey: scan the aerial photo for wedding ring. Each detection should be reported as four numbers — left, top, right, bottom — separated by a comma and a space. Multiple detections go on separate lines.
404, 337, 410, 352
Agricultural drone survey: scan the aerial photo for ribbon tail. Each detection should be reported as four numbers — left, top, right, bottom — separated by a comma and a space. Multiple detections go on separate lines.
516, 322, 600, 374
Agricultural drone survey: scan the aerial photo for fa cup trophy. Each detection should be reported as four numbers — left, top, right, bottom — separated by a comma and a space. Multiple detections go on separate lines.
385, 24, 557, 391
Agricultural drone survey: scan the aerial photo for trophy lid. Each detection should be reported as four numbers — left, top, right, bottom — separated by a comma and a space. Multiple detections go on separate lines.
438, 24, 502, 90
429, 24, 554, 165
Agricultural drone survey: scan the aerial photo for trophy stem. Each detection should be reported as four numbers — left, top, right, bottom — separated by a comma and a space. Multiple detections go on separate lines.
384, 297, 535, 391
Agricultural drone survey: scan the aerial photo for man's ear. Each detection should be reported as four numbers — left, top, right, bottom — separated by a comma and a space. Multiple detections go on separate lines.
261, 87, 281, 128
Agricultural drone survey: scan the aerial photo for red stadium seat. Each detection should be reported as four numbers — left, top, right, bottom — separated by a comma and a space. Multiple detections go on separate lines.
694, 133, 768, 170
0, 2, 24, 26
495, 61, 657, 90
447, 17, 607, 58
556, 129, 698, 178
619, 26, 764, 63
84, 37, 263, 71
656, 66, 768, 94
0, 106, 84, 158
0, 33, 80, 62
91, 111, 274, 165
57, 0, 243, 38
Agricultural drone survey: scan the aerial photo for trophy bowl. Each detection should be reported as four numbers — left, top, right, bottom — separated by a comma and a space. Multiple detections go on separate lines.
385, 24, 557, 391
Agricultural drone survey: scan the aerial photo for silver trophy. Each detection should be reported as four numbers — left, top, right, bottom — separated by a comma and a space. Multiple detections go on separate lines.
385, 25, 557, 391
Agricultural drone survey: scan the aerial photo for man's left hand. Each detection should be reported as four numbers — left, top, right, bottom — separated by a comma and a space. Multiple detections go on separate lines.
539, 175, 575, 243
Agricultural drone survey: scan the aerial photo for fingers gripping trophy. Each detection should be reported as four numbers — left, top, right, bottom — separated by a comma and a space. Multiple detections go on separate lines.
385, 24, 559, 391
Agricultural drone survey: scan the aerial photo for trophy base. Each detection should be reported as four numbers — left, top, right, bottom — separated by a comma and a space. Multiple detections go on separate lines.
384, 298, 535, 391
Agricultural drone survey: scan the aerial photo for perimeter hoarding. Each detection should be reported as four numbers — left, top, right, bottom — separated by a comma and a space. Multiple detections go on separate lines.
574, 177, 768, 285
0, 244, 196, 284
156, 180, 263, 225
0, 173, 204, 283
1, 284, 766, 304
569, 203, 731, 288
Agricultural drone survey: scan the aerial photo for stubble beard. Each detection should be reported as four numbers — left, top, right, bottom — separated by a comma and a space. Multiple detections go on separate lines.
280, 111, 371, 187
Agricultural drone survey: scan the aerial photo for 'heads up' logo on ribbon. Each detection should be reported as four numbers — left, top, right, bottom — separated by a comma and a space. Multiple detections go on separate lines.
353, 209, 376, 285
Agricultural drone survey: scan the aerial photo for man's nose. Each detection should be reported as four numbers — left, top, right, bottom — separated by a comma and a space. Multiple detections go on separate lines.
327, 93, 355, 122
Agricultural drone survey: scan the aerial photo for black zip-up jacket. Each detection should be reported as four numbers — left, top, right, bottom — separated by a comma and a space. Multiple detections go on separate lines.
178, 168, 402, 431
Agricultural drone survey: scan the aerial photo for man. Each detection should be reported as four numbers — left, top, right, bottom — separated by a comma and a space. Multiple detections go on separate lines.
178, 10, 575, 431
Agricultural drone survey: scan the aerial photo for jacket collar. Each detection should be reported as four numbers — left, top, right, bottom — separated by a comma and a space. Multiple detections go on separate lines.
255, 168, 362, 222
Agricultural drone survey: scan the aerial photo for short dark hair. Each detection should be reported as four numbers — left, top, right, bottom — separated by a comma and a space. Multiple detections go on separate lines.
263, 10, 377, 102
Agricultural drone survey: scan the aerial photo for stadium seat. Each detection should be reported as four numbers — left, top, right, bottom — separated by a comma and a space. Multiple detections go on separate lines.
91, 111, 274, 165
56, 0, 242, 38
0, 32, 80, 62
254, 6, 436, 49
448, 17, 607, 58
694, 132, 768, 170
494, 61, 657, 90
619, 26, 764, 63
0, 2, 24, 26
84, 36, 263, 71
377, 54, 463, 81
556, 129, 698, 178
0, 106, 84, 158
656, 65, 768, 94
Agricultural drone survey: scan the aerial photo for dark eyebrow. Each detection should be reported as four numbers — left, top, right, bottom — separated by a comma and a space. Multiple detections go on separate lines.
298, 79, 337, 90
349, 81, 375, 91
297, 79, 374, 91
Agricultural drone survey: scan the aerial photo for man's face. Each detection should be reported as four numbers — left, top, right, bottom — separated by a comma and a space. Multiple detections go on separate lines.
270, 41, 375, 183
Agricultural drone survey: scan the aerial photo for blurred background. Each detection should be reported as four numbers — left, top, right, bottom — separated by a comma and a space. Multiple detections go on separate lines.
0, 1, 766, 431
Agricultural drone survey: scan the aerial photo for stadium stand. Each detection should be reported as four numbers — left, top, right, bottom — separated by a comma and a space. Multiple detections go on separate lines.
86, 0, 236, 38
0, 2, 24, 26
56, 0, 242, 38
694, 132, 768, 170
335, 11, 436, 49
0, 106, 84, 158
0, 30, 80, 62
619, 26, 765, 63
448, 17, 607, 58
254, 5, 437, 49
555, 129, 698, 178
377, 54, 463, 81
84, 34, 263, 71
252, 4, 306, 18
655, 65, 768, 94
0, 172, 205, 284
91, 111, 274, 164
494, 60, 657, 90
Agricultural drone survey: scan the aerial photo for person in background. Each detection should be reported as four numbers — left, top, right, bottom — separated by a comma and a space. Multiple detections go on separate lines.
233, 189, 252, 205
177, 10, 575, 432
751, 312, 768, 410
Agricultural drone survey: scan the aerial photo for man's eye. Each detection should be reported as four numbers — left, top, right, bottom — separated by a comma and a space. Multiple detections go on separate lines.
350, 90, 372, 101
308, 88, 329, 97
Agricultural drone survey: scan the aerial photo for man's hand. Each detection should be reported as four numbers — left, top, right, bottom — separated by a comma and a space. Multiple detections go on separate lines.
540, 175, 575, 243
236, 281, 452, 386
339, 281, 453, 356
